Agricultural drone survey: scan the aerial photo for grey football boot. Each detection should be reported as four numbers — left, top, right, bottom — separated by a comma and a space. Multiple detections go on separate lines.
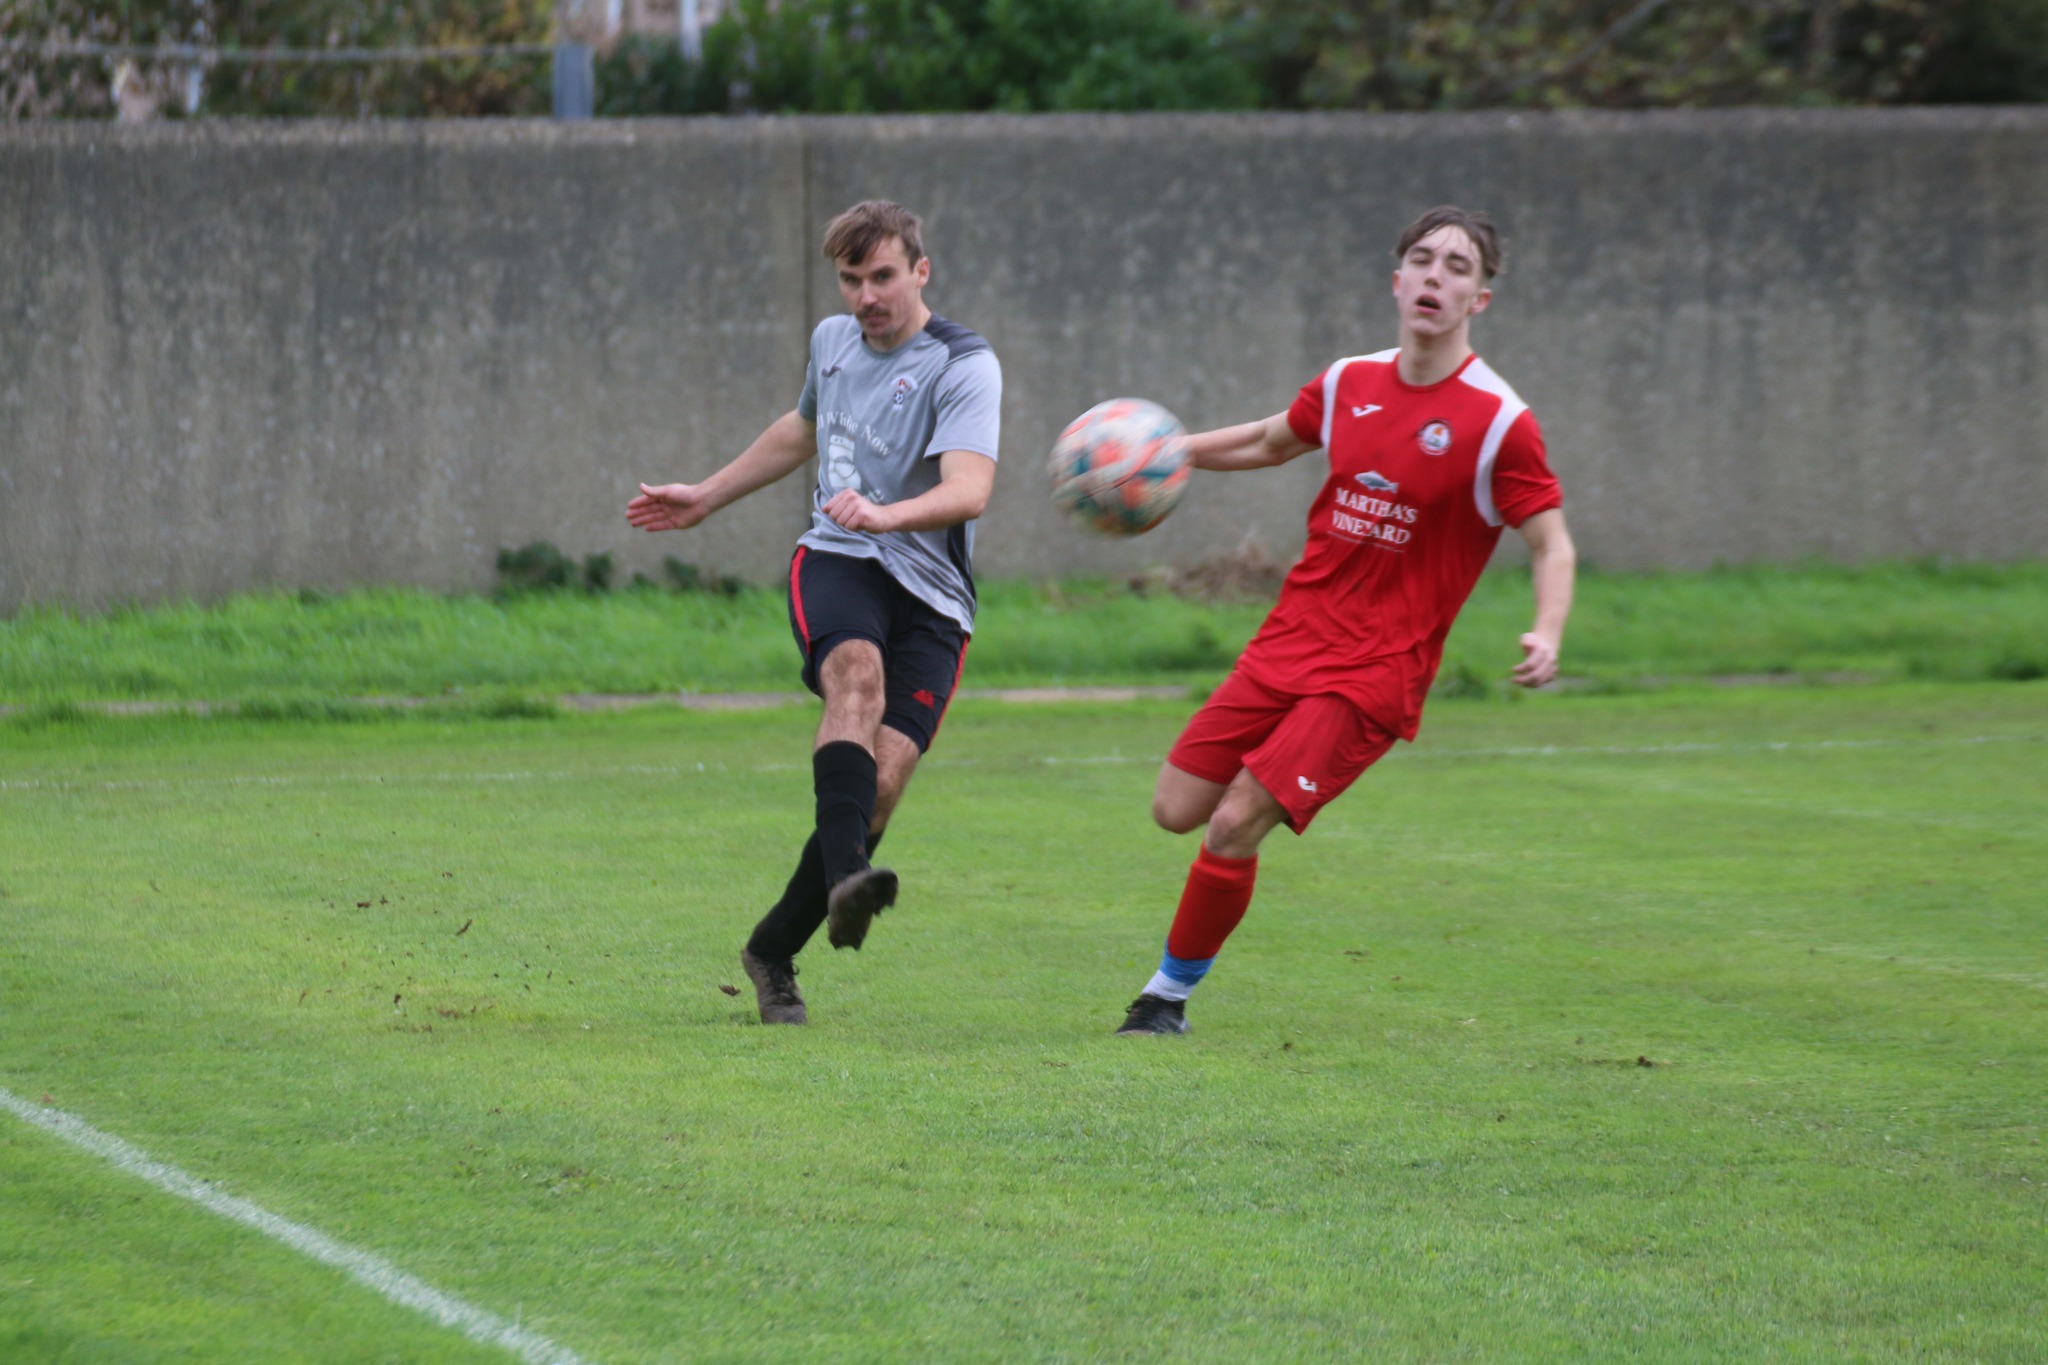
740, 948, 807, 1025
825, 866, 899, 951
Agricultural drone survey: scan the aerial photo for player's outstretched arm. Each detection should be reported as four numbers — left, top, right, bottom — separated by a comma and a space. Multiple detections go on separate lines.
1185, 413, 1315, 472
1511, 508, 1576, 688
822, 449, 995, 534
627, 410, 818, 533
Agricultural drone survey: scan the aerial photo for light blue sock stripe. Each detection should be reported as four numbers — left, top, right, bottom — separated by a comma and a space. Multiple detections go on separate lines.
1158, 949, 1214, 986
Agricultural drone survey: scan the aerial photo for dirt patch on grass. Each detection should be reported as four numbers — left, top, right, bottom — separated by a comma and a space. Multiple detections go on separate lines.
1129, 536, 1288, 603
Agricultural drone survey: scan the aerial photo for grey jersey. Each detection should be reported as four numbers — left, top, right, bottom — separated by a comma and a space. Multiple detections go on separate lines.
796, 313, 1002, 634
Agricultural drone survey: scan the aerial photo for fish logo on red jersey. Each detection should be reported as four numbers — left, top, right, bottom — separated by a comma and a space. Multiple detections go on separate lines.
1417, 420, 1453, 455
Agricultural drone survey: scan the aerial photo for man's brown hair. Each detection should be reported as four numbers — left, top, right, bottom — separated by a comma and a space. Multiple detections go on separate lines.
1394, 206, 1504, 280
822, 199, 924, 267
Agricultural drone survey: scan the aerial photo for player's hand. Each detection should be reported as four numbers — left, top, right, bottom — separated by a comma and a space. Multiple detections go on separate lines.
1512, 632, 1560, 689
822, 488, 898, 533
626, 483, 712, 533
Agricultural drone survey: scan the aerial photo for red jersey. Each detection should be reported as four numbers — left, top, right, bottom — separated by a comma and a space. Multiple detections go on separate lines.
1235, 350, 1563, 740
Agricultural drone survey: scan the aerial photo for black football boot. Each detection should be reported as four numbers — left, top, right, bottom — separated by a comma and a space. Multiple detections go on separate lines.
1115, 994, 1191, 1036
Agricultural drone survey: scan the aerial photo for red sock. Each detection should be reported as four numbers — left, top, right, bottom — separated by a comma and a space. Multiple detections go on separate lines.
1165, 846, 1260, 962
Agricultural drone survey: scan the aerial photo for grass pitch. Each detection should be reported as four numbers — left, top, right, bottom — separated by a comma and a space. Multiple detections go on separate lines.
2, 684, 2044, 1362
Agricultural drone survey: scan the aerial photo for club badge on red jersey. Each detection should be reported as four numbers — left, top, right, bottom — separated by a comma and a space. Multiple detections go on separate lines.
1417, 420, 1453, 455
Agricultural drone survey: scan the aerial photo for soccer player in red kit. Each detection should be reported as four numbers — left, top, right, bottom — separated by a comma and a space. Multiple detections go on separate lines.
1116, 205, 1577, 1035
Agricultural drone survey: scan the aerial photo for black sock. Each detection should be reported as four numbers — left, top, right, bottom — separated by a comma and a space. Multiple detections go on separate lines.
812, 740, 878, 889
746, 827, 885, 962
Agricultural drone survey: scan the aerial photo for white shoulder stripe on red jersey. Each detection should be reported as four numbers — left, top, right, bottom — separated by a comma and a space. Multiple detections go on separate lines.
1455, 357, 1529, 527
1316, 351, 1398, 451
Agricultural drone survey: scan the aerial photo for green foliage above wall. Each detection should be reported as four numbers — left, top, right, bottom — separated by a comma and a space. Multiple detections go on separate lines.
597, 0, 1258, 115
4, 0, 2044, 119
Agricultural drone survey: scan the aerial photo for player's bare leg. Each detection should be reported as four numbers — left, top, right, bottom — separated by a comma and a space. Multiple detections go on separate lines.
1200, 769, 1290, 859
815, 636, 886, 749
1152, 761, 1228, 835
870, 725, 920, 835
1121, 767, 1286, 1036
812, 640, 901, 950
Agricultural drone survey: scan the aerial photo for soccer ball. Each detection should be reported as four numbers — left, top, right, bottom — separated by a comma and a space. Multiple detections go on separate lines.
1047, 398, 1191, 536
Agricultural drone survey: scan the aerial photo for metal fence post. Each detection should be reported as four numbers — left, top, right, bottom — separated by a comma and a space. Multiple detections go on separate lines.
552, 42, 593, 118
680, 0, 701, 62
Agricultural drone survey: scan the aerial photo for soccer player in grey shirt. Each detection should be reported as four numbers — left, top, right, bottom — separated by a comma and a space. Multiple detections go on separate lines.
627, 200, 1002, 1025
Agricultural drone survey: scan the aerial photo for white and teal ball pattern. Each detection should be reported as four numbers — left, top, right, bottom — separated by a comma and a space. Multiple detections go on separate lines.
1047, 398, 1191, 536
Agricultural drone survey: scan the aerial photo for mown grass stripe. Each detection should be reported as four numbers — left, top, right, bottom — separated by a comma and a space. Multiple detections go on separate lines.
0, 1086, 592, 1365
1, 731, 2041, 795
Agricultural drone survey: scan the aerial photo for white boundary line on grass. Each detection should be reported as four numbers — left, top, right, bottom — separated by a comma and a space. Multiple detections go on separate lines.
0, 732, 2042, 795
0, 1085, 591, 1365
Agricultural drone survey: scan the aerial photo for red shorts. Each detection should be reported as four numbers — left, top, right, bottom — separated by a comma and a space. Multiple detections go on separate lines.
1167, 669, 1398, 832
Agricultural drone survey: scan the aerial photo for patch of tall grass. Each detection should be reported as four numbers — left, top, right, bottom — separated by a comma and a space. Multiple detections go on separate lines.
2, 560, 2042, 706
1450, 559, 2048, 688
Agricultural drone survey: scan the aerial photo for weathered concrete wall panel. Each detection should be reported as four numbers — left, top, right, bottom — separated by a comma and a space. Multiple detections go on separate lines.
2, 111, 2043, 612
808, 112, 2048, 581
1, 122, 814, 610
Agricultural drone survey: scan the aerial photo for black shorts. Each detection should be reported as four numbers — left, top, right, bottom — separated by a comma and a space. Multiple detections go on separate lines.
787, 547, 969, 753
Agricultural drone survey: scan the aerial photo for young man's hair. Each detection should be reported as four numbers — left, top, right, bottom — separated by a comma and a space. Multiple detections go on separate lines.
1394, 206, 1504, 280
822, 200, 924, 267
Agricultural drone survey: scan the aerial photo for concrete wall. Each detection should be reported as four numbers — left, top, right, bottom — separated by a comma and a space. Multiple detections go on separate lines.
3, 110, 2045, 612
